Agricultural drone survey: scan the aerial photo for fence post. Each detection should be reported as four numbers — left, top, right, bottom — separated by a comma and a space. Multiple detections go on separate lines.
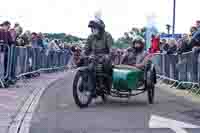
164, 54, 170, 78
192, 49, 200, 83
7, 45, 17, 82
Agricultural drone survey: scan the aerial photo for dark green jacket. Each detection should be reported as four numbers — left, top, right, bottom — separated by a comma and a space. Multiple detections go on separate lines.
84, 31, 113, 55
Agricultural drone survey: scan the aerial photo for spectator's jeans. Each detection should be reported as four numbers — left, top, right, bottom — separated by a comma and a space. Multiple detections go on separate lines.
4, 51, 8, 78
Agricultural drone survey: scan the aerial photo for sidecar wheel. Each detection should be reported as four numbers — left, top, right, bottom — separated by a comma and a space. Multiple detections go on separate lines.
147, 82, 155, 104
146, 70, 155, 104
101, 94, 108, 103
73, 71, 93, 108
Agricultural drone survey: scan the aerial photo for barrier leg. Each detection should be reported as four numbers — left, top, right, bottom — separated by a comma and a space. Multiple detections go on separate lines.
0, 80, 5, 88
196, 86, 200, 95
170, 81, 177, 88
175, 82, 182, 89
188, 84, 197, 94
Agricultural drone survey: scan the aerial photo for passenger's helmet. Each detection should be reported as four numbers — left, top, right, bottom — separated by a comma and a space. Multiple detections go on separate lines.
132, 36, 145, 46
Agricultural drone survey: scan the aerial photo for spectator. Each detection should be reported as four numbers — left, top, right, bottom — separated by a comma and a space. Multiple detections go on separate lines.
191, 20, 200, 39
0, 21, 16, 83
16, 36, 24, 46
71, 45, 76, 53
14, 22, 23, 38
160, 39, 167, 52
9, 28, 17, 42
150, 33, 160, 53
59, 43, 65, 50
177, 34, 192, 54
17, 30, 32, 47
54, 39, 59, 46
37, 32, 45, 49
72, 46, 81, 66
48, 40, 60, 51
163, 38, 177, 54
0, 21, 13, 45
196, 20, 200, 29
31, 32, 39, 48
24, 30, 32, 46
190, 26, 198, 37
42, 38, 49, 49
189, 21, 200, 48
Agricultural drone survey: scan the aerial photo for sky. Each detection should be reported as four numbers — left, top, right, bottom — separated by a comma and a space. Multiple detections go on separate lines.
0, 0, 200, 40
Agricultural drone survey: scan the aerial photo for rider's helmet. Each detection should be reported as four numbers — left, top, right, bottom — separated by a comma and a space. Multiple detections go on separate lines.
88, 19, 105, 32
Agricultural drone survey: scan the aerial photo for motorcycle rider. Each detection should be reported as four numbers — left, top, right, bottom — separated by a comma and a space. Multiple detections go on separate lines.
80, 18, 114, 96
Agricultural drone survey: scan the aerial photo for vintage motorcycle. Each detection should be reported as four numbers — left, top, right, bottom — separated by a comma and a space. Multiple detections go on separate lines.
73, 54, 156, 108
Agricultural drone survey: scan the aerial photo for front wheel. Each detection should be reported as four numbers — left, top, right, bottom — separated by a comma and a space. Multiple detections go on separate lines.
73, 71, 93, 108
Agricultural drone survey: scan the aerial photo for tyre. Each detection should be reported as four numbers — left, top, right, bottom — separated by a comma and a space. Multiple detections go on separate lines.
147, 82, 154, 104
73, 71, 93, 108
146, 71, 155, 104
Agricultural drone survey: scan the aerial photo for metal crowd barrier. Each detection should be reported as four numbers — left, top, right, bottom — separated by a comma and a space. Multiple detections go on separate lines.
0, 43, 11, 87
151, 49, 200, 95
0, 44, 71, 88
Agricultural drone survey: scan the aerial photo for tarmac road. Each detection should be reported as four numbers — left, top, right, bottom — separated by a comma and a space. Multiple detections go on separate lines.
28, 70, 200, 133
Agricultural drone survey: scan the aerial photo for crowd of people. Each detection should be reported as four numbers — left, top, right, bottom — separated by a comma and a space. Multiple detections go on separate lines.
0, 20, 80, 84
1, 19, 200, 83
0, 20, 78, 52
148, 20, 200, 55
107, 20, 200, 66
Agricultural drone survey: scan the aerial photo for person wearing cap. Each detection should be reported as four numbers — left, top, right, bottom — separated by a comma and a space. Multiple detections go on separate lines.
80, 18, 114, 96
121, 37, 152, 70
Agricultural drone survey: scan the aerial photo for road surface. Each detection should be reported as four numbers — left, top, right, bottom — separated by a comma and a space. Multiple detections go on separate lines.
29, 70, 200, 133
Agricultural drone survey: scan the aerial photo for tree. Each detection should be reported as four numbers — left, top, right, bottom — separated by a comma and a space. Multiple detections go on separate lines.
113, 27, 146, 49
44, 33, 85, 45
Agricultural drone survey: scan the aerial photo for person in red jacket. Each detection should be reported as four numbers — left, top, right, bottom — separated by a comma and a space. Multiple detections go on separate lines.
150, 33, 160, 53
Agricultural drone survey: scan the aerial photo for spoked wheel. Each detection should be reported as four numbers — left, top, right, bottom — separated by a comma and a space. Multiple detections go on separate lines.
146, 71, 155, 104
73, 71, 93, 108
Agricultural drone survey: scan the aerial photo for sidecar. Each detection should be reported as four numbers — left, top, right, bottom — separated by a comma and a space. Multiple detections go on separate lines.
110, 64, 156, 104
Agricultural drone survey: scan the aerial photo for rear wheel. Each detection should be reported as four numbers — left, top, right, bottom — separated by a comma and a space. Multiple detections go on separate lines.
73, 71, 93, 108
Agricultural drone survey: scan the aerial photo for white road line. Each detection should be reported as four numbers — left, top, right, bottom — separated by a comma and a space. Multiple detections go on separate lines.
149, 115, 200, 133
